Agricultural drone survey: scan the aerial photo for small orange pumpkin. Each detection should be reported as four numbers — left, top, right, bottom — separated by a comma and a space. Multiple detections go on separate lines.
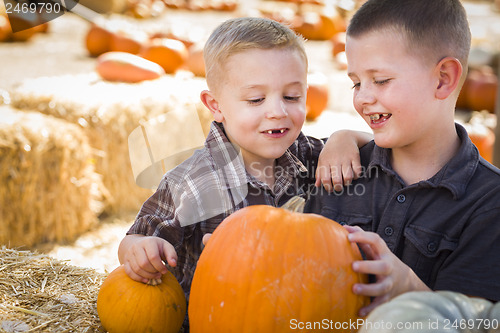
85, 24, 113, 57
185, 42, 205, 77
140, 38, 188, 74
306, 71, 330, 121
97, 265, 186, 333
189, 197, 369, 332
465, 66, 498, 113
468, 124, 495, 163
109, 29, 147, 54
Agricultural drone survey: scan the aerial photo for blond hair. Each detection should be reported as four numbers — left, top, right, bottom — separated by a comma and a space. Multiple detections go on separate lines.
203, 17, 307, 92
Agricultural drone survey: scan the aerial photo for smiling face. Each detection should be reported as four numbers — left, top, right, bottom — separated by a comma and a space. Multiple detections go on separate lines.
346, 29, 444, 150
208, 47, 307, 168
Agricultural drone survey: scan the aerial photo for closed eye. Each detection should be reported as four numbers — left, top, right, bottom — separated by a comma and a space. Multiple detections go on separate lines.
374, 79, 391, 85
284, 96, 301, 102
247, 98, 264, 105
351, 82, 360, 89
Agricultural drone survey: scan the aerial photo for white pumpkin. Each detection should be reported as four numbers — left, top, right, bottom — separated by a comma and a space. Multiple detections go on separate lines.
359, 291, 499, 333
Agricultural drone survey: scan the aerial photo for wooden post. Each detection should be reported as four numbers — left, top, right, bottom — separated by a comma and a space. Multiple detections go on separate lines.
494, 52, 500, 168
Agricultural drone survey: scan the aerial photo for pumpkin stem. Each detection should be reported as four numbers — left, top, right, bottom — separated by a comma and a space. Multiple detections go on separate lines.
281, 196, 305, 213
147, 278, 162, 286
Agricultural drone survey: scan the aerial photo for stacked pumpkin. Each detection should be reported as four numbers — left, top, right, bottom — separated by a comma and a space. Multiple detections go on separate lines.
456, 65, 498, 163
0, 11, 49, 43
86, 21, 206, 83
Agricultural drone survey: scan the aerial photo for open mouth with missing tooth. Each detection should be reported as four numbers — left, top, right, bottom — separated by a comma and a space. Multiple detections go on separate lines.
369, 113, 391, 124
264, 128, 287, 134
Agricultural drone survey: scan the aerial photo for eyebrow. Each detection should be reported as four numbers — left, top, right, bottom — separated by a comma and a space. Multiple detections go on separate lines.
348, 69, 384, 79
242, 81, 305, 90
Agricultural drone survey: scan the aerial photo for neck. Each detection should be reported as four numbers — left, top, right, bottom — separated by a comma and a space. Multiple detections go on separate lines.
391, 124, 460, 185
243, 156, 276, 188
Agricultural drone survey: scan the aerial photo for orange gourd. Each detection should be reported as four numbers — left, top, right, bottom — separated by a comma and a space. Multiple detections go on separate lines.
189, 197, 369, 332
140, 38, 188, 74
96, 51, 165, 83
97, 265, 186, 333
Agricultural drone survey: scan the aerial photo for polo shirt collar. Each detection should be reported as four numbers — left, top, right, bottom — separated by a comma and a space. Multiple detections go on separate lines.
369, 123, 478, 199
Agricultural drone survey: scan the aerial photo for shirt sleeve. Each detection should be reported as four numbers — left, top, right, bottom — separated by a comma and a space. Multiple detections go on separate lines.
127, 177, 184, 250
289, 132, 326, 169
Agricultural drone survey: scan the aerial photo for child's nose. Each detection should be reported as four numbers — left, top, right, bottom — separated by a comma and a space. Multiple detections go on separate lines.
354, 86, 376, 106
266, 99, 288, 118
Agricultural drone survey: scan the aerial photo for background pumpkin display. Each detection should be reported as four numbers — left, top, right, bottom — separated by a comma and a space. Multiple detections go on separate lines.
189, 197, 369, 332
97, 265, 186, 333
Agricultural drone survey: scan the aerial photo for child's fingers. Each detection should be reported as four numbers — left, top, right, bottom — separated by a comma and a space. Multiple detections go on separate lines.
352, 259, 391, 276
331, 164, 344, 192
161, 241, 177, 268
348, 230, 389, 256
341, 164, 354, 186
123, 263, 152, 284
353, 277, 392, 297
126, 256, 163, 283
316, 164, 333, 192
343, 224, 363, 233
202, 233, 212, 246
352, 159, 363, 180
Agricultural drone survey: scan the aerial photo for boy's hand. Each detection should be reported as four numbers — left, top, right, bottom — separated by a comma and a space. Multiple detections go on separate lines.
344, 225, 431, 316
120, 235, 178, 284
202, 233, 212, 246
315, 130, 370, 192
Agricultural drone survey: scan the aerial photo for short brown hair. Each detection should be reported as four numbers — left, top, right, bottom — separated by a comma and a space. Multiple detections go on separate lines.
203, 17, 307, 92
347, 0, 471, 72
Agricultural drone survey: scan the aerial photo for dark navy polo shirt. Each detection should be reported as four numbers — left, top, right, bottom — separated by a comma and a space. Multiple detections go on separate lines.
305, 124, 500, 301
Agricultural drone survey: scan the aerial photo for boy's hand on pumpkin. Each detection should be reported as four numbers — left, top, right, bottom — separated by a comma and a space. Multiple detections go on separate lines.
122, 235, 178, 284
344, 225, 431, 316
202, 233, 212, 246
315, 130, 365, 192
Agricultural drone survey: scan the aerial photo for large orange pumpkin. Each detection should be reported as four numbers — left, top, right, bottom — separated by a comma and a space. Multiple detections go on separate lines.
97, 265, 186, 333
189, 197, 369, 332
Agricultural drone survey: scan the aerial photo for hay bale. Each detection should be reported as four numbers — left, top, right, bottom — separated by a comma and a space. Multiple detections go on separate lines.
0, 246, 106, 332
0, 106, 102, 247
9, 72, 212, 215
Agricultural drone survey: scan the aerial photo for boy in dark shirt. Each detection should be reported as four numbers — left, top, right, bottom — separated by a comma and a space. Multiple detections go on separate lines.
309, 0, 500, 316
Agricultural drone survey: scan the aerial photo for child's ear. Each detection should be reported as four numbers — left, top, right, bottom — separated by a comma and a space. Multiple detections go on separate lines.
200, 90, 224, 122
435, 57, 463, 100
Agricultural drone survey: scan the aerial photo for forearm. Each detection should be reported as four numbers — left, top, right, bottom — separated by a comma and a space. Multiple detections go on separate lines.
329, 129, 373, 148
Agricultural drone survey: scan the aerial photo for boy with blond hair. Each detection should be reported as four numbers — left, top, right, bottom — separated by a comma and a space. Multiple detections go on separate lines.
309, 0, 500, 316
118, 16, 371, 329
